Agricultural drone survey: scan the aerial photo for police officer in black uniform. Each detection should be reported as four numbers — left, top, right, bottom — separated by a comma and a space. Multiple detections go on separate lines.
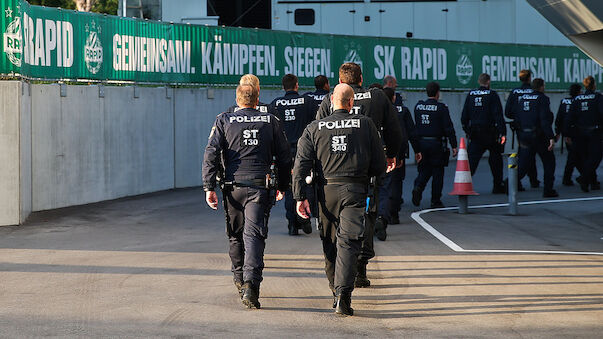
382, 76, 419, 225
461, 73, 507, 193
269, 74, 316, 235
316, 63, 405, 288
511, 78, 558, 197
505, 70, 540, 189
375, 86, 420, 241
555, 83, 583, 186
412, 82, 457, 208
202, 84, 292, 309
566, 76, 603, 192
226, 74, 274, 114
304, 75, 330, 111
293, 84, 386, 316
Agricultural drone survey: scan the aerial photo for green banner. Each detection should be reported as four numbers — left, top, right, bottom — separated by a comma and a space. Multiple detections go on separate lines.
2, 0, 602, 89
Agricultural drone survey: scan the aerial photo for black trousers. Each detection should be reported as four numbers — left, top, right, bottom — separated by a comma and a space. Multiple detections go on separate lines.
468, 133, 503, 187
319, 183, 367, 294
517, 134, 555, 191
414, 140, 446, 203
223, 186, 271, 285
563, 141, 582, 182
575, 134, 603, 186
377, 165, 405, 222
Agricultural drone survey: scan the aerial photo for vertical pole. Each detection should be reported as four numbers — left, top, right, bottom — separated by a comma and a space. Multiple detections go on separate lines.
508, 153, 518, 215
458, 196, 468, 214
122, 0, 127, 17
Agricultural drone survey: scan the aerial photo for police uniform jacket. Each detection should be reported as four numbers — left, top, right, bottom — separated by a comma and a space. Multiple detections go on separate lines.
315, 84, 405, 159
505, 83, 533, 120
292, 109, 386, 201
414, 98, 457, 165
393, 97, 419, 158
269, 91, 316, 148
554, 97, 573, 136
202, 107, 292, 192
515, 91, 555, 140
461, 86, 506, 137
303, 89, 330, 111
566, 90, 603, 137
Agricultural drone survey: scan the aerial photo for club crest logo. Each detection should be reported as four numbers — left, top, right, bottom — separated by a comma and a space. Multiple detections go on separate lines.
343, 50, 363, 71
3, 7, 21, 67
84, 21, 103, 74
456, 53, 473, 85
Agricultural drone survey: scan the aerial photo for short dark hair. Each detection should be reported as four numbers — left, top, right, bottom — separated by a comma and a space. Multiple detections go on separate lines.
519, 69, 532, 83
339, 62, 362, 85
426, 82, 440, 97
478, 73, 491, 86
382, 87, 395, 103
569, 83, 582, 97
369, 83, 383, 89
583, 76, 596, 91
314, 75, 328, 90
282, 74, 298, 91
532, 78, 545, 91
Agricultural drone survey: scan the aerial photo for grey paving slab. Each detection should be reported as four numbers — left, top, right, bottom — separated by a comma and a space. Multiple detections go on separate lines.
0, 156, 601, 338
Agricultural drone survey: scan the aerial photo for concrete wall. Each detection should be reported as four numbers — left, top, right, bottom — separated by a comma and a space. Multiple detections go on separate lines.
0, 81, 567, 225
0, 81, 21, 225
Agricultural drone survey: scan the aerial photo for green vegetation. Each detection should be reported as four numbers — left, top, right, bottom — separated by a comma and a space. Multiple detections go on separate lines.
28, 0, 119, 15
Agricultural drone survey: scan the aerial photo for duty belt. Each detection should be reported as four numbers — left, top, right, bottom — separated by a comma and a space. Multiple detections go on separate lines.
420, 136, 441, 141
324, 177, 369, 185
224, 178, 267, 189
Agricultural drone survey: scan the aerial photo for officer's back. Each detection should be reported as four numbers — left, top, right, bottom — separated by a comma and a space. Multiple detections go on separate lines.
270, 74, 316, 149
461, 82, 505, 137
505, 70, 534, 121
304, 75, 330, 112
300, 108, 385, 180
415, 96, 456, 148
516, 89, 554, 141
316, 63, 404, 160
567, 83, 603, 136
203, 88, 291, 186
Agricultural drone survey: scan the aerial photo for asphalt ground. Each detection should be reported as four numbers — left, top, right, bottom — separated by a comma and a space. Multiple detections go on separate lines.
0, 154, 601, 338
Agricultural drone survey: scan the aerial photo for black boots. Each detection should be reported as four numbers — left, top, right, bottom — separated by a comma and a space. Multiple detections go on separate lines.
375, 216, 387, 241
543, 188, 559, 198
354, 262, 370, 288
430, 200, 445, 208
241, 281, 261, 309
288, 221, 299, 235
335, 291, 354, 316
412, 189, 422, 206
300, 218, 313, 234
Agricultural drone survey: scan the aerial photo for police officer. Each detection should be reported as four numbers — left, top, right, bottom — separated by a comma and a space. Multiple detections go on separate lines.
382, 76, 418, 225
269, 74, 316, 235
461, 73, 507, 193
566, 76, 603, 192
412, 82, 458, 208
316, 62, 405, 288
555, 83, 583, 186
304, 75, 330, 111
512, 78, 558, 197
226, 74, 274, 114
505, 70, 540, 189
375, 86, 420, 241
293, 84, 386, 316
202, 84, 292, 309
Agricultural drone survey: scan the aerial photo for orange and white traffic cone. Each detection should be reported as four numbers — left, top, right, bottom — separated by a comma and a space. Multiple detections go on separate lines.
449, 137, 478, 213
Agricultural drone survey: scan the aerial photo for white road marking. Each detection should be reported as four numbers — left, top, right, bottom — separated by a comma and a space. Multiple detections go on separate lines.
410, 196, 603, 256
